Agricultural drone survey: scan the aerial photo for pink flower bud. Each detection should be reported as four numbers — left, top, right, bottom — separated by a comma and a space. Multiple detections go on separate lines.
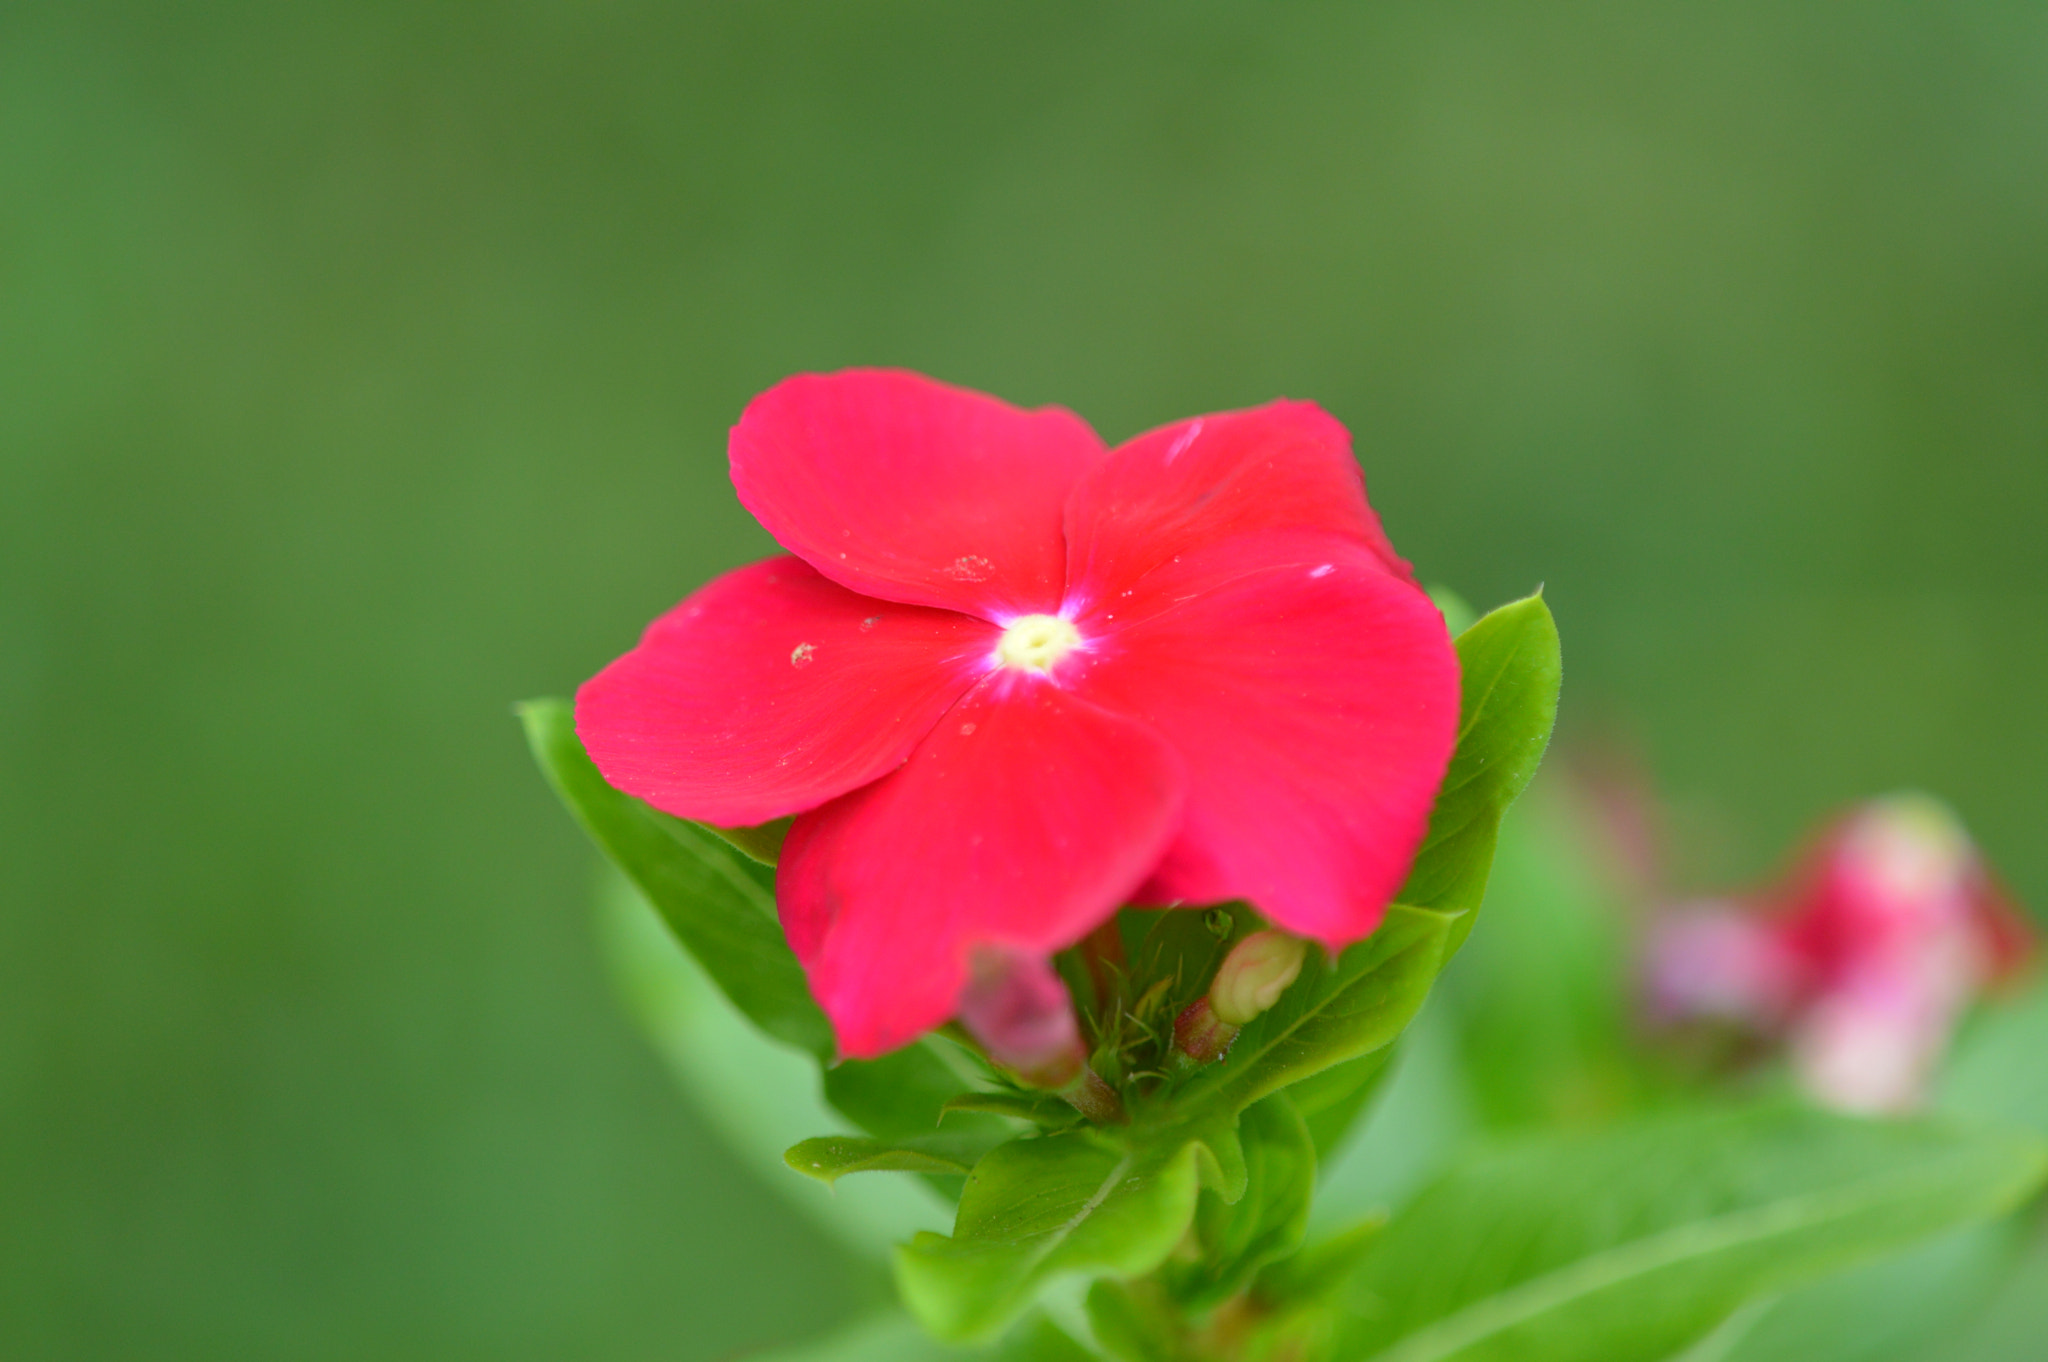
955, 950, 1085, 1089
1209, 930, 1309, 1025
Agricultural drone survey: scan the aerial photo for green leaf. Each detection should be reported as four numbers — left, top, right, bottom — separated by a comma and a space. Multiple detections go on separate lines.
785, 1134, 986, 1186
1713, 1221, 2022, 1362
1338, 1105, 2048, 1362
894, 1128, 1212, 1342
1434, 777, 1642, 1131
1400, 594, 1562, 957
1181, 905, 1455, 1113
1084, 1279, 1178, 1362
1286, 1047, 1397, 1160
1940, 983, 2048, 1139
1252, 1214, 1388, 1309
594, 871, 951, 1260
520, 698, 834, 1060
1168, 1094, 1317, 1309
942, 1092, 1083, 1130
824, 1037, 1002, 1140
706, 815, 792, 865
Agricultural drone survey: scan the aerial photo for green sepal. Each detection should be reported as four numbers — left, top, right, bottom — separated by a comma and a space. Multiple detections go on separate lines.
784, 1134, 988, 1187
518, 698, 834, 1060
1399, 593, 1562, 957
1179, 905, 1456, 1114
1337, 1104, 2048, 1362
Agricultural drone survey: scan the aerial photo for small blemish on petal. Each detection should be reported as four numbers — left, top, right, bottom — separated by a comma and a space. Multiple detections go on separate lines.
959, 722, 977, 736
859, 617, 879, 632
1309, 563, 1335, 579
1164, 418, 1204, 465
790, 642, 816, 668
944, 554, 996, 582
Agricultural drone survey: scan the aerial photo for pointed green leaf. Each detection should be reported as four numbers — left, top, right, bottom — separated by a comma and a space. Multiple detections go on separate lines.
785, 1134, 986, 1186
1168, 1094, 1318, 1309
1181, 905, 1455, 1113
1339, 1105, 2048, 1362
894, 1128, 1210, 1342
1400, 594, 1561, 957
520, 698, 834, 1060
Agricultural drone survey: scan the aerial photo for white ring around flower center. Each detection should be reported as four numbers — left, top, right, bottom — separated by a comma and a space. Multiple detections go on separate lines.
995, 614, 1082, 674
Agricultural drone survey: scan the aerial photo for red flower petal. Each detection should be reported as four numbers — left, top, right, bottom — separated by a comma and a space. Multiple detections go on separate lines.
777, 674, 1186, 1058
576, 556, 997, 827
1062, 401, 1409, 615
1072, 532, 1459, 950
731, 369, 1106, 619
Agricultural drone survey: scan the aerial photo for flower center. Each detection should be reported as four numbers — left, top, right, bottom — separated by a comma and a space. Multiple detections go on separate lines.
995, 614, 1081, 674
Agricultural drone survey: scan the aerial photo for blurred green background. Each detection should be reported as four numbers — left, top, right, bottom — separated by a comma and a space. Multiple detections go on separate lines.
4, 3, 2044, 1358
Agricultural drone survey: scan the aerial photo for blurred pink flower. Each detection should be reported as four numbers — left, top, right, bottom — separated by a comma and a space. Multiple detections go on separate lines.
577, 370, 1460, 1058
1644, 795, 2033, 1112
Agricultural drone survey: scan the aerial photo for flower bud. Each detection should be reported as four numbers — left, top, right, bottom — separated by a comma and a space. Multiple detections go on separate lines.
1209, 930, 1309, 1025
955, 949, 1086, 1089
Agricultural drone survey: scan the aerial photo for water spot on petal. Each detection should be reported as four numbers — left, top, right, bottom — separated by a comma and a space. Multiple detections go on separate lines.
790, 642, 816, 668
859, 616, 879, 632
959, 722, 977, 736
1309, 563, 1335, 579
943, 554, 995, 582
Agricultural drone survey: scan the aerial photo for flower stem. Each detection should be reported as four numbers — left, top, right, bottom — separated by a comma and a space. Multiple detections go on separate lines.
1057, 1065, 1127, 1124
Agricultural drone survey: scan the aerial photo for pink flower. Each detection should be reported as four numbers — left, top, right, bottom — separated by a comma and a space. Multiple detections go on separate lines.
577, 370, 1461, 1058
1644, 795, 2033, 1112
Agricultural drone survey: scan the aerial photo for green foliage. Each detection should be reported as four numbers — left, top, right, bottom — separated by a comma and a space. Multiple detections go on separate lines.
785, 1135, 987, 1187
1400, 593, 1563, 957
520, 698, 835, 1060
893, 1126, 1221, 1342
525, 587, 1573, 1348
1286, 1048, 1398, 1160
824, 1039, 1006, 1141
708, 815, 794, 866
1167, 1095, 1317, 1309
1433, 778, 1642, 1131
1179, 905, 1457, 1113
1940, 985, 2048, 1139
1335, 1106, 2048, 1362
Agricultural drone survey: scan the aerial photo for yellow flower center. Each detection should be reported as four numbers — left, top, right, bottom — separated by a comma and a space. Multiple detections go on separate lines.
995, 614, 1082, 674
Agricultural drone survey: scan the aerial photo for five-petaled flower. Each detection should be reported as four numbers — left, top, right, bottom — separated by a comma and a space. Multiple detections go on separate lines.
577, 370, 1461, 1058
